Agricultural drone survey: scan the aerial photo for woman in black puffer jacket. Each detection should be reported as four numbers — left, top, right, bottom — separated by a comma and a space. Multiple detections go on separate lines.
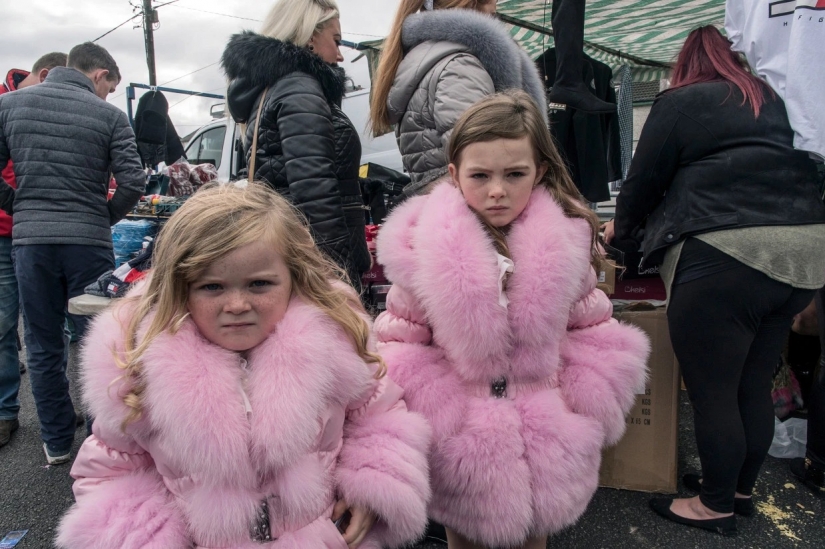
221, 0, 369, 291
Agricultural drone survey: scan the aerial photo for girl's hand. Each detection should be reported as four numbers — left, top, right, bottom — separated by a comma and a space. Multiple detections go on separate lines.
333, 499, 376, 548
601, 219, 615, 245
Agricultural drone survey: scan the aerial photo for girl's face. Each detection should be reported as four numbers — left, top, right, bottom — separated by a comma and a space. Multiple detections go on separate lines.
187, 240, 292, 353
448, 136, 547, 228
308, 18, 344, 64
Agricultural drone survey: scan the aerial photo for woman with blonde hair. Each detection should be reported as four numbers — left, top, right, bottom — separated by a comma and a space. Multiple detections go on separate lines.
370, 0, 548, 197
221, 0, 370, 292
55, 182, 431, 548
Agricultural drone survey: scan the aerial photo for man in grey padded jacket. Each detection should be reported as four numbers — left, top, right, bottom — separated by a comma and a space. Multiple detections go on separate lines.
0, 42, 144, 465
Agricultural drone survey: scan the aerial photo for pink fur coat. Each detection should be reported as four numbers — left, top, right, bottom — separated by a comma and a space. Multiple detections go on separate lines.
56, 295, 431, 549
374, 183, 650, 546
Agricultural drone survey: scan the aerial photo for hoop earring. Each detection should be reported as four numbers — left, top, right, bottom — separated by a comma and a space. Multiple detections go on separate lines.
308, 45, 314, 51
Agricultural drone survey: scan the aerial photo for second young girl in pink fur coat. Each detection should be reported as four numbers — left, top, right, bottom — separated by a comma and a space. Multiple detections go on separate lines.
374, 91, 650, 549
56, 183, 431, 549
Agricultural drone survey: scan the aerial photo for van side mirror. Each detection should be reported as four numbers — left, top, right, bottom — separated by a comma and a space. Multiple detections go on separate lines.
210, 103, 226, 119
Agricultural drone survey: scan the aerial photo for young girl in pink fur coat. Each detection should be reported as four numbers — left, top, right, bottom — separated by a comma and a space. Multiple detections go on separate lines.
56, 183, 431, 549
374, 91, 650, 549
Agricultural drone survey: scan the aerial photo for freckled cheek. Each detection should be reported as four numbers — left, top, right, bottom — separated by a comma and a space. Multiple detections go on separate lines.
187, 297, 226, 324
256, 294, 291, 326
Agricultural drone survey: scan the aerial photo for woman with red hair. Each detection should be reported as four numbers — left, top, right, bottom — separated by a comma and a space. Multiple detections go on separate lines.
605, 26, 825, 536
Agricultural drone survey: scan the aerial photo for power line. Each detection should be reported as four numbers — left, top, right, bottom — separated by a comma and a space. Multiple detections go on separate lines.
92, 0, 183, 43
343, 31, 386, 39
109, 59, 220, 101
159, 61, 220, 86
168, 86, 227, 110
92, 13, 141, 42
167, 4, 262, 22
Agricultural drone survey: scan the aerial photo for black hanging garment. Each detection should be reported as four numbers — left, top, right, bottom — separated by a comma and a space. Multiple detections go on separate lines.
133, 90, 186, 168
546, 0, 615, 114
537, 48, 621, 203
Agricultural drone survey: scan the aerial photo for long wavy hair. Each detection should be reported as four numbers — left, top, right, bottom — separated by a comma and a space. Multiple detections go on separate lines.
259, 0, 339, 46
369, 0, 496, 136
669, 25, 773, 118
447, 90, 602, 270
114, 182, 384, 428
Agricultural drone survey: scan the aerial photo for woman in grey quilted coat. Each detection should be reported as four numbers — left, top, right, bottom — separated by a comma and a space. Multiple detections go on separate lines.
370, 0, 548, 197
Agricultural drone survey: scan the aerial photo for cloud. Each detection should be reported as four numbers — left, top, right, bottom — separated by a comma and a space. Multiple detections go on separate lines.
0, 0, 398, 132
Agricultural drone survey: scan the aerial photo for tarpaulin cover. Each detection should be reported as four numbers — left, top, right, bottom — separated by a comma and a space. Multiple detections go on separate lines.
499, 0, 726, 82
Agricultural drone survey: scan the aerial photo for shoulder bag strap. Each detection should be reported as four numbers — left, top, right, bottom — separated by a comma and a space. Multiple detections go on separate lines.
247, 87, 269, 184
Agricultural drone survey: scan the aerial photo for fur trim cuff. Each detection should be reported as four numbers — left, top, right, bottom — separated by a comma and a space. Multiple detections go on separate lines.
336, 407, 432, 547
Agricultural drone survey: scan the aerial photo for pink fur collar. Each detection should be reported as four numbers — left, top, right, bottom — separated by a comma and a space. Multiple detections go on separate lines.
378, 182, 593, 384
113, 296, 372, 485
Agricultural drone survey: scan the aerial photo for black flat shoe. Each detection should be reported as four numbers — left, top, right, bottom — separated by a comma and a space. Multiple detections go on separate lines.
649, 497, 737, 537
682, 474, 755, 516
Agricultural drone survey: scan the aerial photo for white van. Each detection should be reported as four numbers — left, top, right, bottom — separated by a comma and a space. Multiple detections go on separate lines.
183, 85, 403, 182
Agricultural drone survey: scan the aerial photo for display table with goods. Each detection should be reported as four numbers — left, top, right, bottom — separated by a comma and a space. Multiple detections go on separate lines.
68, 293, 113, 316
68, 195, 188, 316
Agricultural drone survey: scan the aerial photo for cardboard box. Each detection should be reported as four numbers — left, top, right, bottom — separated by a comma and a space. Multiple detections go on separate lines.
597, 259, 616, 295
599, 304, 680, 493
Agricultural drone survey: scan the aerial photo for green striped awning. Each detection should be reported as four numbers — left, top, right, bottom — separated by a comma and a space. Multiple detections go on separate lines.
499, 0, 726, 82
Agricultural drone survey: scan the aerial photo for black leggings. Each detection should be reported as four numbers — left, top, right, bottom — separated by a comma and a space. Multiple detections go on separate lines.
668, 240, 815, 513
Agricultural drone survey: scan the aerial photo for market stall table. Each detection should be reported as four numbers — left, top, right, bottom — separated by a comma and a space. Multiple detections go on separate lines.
68, 294, 113, 316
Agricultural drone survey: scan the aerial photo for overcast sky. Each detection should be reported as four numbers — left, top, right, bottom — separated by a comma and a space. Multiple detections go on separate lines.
0, 0, 398, 134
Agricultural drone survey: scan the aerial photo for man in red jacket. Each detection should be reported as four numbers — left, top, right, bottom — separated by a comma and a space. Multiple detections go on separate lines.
0, 52, 67, 448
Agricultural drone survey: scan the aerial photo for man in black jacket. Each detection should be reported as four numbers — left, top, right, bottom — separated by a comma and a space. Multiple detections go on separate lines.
0, 42, 145, 465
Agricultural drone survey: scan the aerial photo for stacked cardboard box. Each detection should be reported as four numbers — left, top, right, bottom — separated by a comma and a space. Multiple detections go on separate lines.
598, 304, 681, 493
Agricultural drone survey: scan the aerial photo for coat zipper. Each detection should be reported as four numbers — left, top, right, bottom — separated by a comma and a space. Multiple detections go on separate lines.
240, 356, 274, 543
239, 357, 252, 421
343, 203, 370, 211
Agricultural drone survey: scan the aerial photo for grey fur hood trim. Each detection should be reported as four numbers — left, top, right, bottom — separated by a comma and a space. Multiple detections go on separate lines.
221, 31, 346, 123
400, 9, 547, 120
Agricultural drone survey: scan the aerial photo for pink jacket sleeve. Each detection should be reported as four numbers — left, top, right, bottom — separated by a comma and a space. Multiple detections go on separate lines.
373, 283, 469, 457
558, 270, 651, 446
335, 364, 432, 548
56, 423, 190, 549
566, 272, 614, 330
374, 284, 432, 345
55, 303, 190, 549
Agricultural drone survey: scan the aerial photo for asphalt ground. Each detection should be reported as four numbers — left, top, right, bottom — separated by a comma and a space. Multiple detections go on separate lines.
1, 342, 822, 548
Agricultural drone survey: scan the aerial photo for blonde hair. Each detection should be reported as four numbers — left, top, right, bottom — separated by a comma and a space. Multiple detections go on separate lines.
260, 0, 340, 46
115, 182, 384, 428
370, 0, 495, 136
447, 90, 602, 270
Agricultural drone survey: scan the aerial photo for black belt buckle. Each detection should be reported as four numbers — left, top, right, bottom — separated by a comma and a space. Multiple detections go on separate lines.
491, 376, 507, 398
250, 498, 272, 543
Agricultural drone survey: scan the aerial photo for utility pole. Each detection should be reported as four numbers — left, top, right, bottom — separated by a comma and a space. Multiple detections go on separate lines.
142, 0, 157, 86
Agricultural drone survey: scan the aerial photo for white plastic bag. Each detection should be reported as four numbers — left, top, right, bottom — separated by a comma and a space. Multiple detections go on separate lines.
768, 416, 808, 459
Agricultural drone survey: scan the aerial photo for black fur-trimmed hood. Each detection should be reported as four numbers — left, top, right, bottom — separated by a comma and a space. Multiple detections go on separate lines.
221, 31, 346, 124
